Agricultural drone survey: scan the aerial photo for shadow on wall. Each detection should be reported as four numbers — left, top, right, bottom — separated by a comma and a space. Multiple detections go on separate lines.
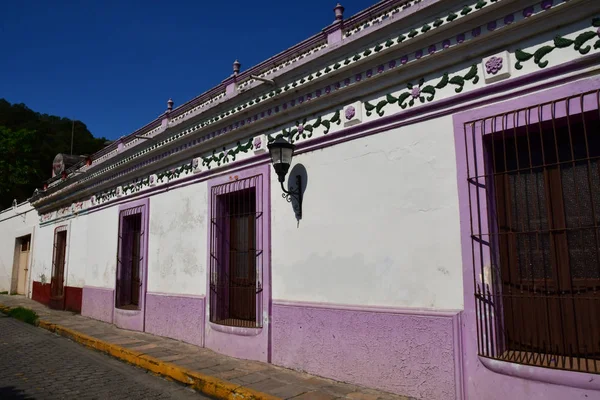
285, 164, 307, 224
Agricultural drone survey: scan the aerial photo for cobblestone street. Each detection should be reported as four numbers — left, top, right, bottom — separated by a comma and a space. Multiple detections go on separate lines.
0, 315, 209, 399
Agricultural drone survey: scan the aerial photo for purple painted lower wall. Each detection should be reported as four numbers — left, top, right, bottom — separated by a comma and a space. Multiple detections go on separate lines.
272, 301, 461, 400
81, 286, 114, 323
144, 292, 205, 347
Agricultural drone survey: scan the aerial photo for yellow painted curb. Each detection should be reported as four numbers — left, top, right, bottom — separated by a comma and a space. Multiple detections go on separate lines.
1, 303, 280, 400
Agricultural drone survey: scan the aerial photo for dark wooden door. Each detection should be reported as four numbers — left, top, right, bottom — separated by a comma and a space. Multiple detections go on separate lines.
50, 230, 67, 309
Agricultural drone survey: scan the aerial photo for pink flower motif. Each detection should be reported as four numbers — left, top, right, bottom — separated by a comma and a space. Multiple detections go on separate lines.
345, 106, 356, 120
486, 56, 503, 75
411, 86, 421, 99
253, 137, 262, 149
297, 124, 304, 134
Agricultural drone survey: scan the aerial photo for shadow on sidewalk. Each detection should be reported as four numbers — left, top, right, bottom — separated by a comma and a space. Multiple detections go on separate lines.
0, 386, 35, 399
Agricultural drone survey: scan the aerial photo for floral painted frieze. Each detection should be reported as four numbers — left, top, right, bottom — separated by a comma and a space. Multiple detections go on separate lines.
515, 17, 600, 69
363, 65, 479, 117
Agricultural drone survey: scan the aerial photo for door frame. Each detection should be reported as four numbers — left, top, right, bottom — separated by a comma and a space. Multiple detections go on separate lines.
49, 225, 69, 309
113, 197, 150, 332
10, 232, 33, 295
205, 163, 272, 362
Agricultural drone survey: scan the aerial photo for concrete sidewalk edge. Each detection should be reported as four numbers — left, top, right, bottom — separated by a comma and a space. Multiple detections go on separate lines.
0, 304, 281, 400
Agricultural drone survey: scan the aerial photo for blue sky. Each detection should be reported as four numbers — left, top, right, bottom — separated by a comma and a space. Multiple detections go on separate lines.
1, 0, 373, 141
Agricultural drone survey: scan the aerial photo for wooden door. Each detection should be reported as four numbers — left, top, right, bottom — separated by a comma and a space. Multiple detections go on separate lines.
17, 237, 30, 295
50, 230, 67, 308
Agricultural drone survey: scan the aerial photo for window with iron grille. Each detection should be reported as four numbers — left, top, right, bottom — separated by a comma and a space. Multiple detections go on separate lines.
116, 207, 144, 310
464, 90, 600, 373
209, 175, 263, 328
51, 225, 68, 298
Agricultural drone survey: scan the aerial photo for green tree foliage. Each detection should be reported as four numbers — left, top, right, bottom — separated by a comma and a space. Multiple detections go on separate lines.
0, 99, 108, 209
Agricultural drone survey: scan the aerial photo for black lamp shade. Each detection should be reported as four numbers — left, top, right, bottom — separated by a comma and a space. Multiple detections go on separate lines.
268, 137, 295, 183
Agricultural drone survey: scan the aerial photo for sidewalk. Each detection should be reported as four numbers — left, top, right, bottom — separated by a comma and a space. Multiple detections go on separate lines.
0, 295, 412, 400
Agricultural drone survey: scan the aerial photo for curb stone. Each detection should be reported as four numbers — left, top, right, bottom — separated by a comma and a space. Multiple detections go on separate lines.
0, 303, 281, 400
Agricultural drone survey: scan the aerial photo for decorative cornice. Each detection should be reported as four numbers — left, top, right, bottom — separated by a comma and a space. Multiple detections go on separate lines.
515, 17, 600, 69
37, 49, 600, 225
33, 0, 576, 210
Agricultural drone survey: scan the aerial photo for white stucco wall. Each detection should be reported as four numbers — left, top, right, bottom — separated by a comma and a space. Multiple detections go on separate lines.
271, 115, 464, 310
66, 215, 87, 288
147, 182, 208, 296
30, 222, 60, 287
0, 203, 37, 293
84, 206, 119, 289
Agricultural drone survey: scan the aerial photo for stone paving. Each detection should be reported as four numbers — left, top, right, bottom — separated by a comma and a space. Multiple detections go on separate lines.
0, 295, 413, 400
0, 314, 207, 399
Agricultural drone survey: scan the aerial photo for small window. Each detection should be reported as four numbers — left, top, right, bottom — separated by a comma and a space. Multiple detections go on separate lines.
20, 236, 30, 252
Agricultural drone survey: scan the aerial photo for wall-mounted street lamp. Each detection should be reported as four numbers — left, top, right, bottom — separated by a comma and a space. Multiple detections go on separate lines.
268, 137, 303, 218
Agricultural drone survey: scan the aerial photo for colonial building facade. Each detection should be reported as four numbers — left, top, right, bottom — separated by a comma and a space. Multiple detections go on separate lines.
2, 0, 600, 398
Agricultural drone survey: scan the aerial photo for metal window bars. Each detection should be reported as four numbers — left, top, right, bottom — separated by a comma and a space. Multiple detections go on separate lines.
463, 89, 600, 373
209, 175, 264, 328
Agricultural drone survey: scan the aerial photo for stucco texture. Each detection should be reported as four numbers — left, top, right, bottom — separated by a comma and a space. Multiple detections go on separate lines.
147, 184, 207, 296
81, 286, 114, 323
272, 302, 458, 400
270, 117, 463, 310
144, 293, 204, 347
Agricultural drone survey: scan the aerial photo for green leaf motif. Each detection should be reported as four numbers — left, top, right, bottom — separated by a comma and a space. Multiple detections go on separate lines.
449, 76, 465, 93
408, 29, 418, 38
373, 100, 386, 116
447, 12, 458, 22
461, 6, 472, 15
364, 101, 376, 116
595, 39, 600, 49
386, 93, 398, 104
433, 19, 443, 27
421, 85, 436, 101
385, 39, 394, 47
374, 44, 383, 52
463, 64, 479, 84
475, 0, 487, 9
397, 92, 411, 109
422, 24, 431, 33
554, 36, 574, 48
533, 45, 555, 68
436, 73, 449, 89
397, 34, 406, 43
330, 110, 341, 125
514, 49, 533, 70
574, 31, 597, 54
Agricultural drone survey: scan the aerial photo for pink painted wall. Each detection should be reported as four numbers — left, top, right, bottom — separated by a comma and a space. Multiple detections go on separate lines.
272, 301, 462, 400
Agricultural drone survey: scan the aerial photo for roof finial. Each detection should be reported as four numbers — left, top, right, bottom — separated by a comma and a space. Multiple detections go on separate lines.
233, 59, 241, 75
334, 3, 345, 21
167, 98, 174, 111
